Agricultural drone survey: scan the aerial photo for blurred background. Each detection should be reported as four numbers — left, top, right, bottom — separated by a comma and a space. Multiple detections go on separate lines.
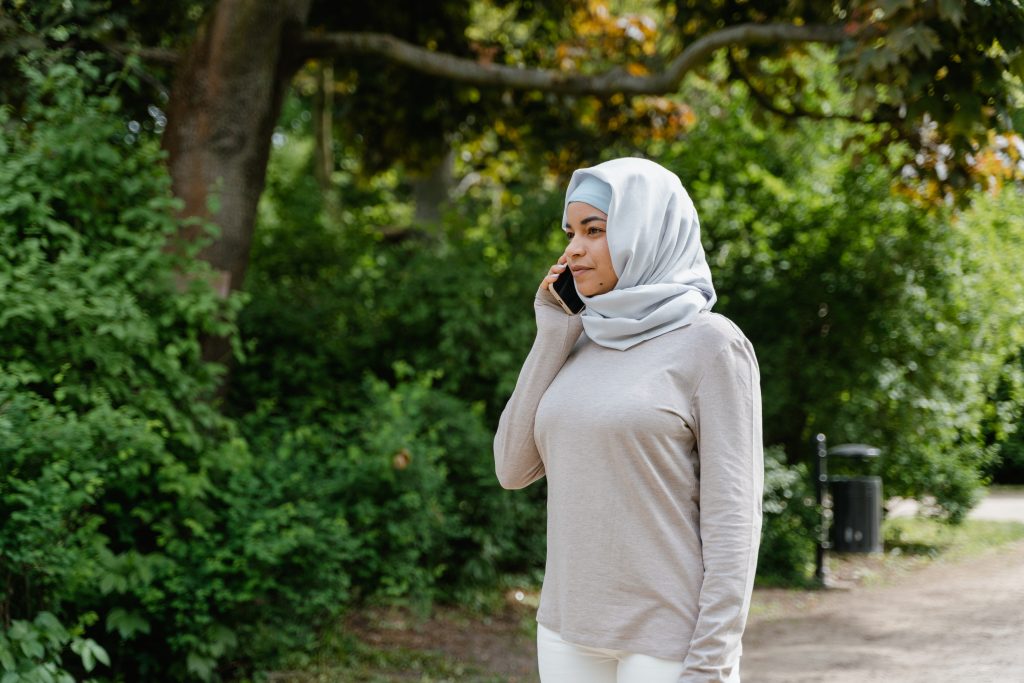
1, 1, 1023, 681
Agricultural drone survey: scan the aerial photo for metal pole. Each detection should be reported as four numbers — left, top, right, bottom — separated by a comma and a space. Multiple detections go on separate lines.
814, 433, 830, 585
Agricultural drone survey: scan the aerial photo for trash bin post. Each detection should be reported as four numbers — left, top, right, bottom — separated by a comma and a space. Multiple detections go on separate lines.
814, 433, 830, 585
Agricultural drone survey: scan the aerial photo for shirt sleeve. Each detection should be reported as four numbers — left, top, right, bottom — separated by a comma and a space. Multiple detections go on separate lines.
493, 289, 584, 489
681, 336, 764, 682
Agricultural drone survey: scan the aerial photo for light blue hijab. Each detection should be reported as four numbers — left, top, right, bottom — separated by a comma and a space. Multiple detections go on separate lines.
561, 157, 716, 351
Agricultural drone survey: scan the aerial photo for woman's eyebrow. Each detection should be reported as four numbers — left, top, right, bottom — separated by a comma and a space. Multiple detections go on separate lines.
564, 215, 607, 228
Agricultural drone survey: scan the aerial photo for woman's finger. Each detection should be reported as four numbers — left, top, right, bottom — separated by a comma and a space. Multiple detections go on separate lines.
538, 262, 568, 290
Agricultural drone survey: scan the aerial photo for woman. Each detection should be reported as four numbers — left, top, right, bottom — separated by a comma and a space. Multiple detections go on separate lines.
494, 157, 763, 683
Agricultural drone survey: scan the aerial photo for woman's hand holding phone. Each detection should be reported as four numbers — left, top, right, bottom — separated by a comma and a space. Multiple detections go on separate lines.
540, 255, 585, 315
538, 255, 569, 294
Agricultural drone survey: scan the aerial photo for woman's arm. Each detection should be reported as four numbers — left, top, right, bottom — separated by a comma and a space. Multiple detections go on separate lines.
493, 287, 583, 489
681, 336, 764, 682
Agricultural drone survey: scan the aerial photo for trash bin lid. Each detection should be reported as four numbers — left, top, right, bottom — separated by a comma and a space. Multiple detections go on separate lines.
827, 443, 881, 458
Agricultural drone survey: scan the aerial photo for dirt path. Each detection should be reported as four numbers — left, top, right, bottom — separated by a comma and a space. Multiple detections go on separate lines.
741, 539, 1024, 682
351, 540, 1024, 682
349, 492, 1024, 681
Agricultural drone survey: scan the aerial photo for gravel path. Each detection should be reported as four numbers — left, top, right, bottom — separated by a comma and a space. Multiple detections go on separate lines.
355, 491, 1024, 682
742, 493, 1024, 683
964, 489, 1024, 523
888, 489, 1024, 523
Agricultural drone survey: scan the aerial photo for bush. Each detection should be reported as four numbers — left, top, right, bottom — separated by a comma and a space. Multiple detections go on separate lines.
757, 448, 818, 585
1, 60, 558, 682
237, 364, 548, 609
233, 140, 559, 590
0, 611, 109, 682
232, 130, 564, 424
0, 59, 361, 680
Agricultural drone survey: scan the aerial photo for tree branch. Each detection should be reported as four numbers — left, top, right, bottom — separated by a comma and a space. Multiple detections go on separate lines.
108, 42, 182, 65
299, 22, 855, 96
116, 22, 866, 97
102, 43, 173, 97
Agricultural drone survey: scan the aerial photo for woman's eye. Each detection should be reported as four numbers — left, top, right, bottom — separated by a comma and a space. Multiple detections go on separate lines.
565, 232, 574, 240
588, 227, 604, 235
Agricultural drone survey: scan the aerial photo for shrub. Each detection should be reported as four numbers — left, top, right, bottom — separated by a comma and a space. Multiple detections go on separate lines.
0, 611, 109, 682
237, 365, 547, 614
0, 59, 356, 680
757, 448, 818, 585
2, 61, 554, 682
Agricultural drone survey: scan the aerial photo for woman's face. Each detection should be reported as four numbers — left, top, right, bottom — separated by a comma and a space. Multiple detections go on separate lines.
564, 201, 618, 296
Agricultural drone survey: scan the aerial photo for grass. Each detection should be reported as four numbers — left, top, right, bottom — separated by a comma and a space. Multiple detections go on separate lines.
987, 484, 1024, 494
261, 643, 506, 683
885, 516, 1024, 560
824, 516, 1024, 587
260, 600, 538, 683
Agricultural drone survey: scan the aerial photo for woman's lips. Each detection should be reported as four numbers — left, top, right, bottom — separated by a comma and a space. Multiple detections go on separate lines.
570, 266, 592, 274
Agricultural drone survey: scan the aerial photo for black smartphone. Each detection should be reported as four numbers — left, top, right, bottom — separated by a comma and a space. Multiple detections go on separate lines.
549, 266, 585, 315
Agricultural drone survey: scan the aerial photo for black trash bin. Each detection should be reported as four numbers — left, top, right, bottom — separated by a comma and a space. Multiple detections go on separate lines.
829, 475, 883, 553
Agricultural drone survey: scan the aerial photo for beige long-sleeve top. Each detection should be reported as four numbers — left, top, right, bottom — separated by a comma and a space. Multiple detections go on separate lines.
494, 290, 763, 682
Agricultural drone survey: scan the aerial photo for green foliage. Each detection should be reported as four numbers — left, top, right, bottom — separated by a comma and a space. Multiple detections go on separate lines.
233, 128, 558, 596
757, 448, 817, 585
240, 67, 1024, 599
1, 0, 209, 117
2, 59, 560, 680
239, 368, 534, 609
0, 57, 227, 679
6, 27, 1024, 683
0, 59, 364, 680
235, 120, 564, 422
986, 350, 1024, 483
0, 612, 108, 683
307, 0, 485, 173
657, 78, 1024, 520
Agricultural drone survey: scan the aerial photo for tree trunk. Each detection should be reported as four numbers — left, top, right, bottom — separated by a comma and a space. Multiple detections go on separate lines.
312, 61, 334, 194
312, 61, 342, 221
162, 0, 312, 361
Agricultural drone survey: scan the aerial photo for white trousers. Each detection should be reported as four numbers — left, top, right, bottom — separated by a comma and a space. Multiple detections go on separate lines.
536, 623, 686, 683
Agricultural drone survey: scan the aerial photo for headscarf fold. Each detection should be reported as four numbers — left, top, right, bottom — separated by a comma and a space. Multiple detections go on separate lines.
562, 157, 716, 350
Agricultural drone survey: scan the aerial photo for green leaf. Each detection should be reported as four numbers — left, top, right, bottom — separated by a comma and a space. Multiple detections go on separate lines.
1009, 51, 1024, 80
18, 638, 43, 660
205, 624, 237, 658
105, 609, 151, 639
7, 624, 28, 642
0, 642, 15, 672
69, 638, 107, 673
88, 640, 110, 667
877, 0, 915, 15
938, 0, 965, 28
907, 27, 941, 59
186, 653, 215, 682
30, 614, 67, 647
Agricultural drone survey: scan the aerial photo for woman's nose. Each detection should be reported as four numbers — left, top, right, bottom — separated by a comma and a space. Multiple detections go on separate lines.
565, 234, 585, 257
